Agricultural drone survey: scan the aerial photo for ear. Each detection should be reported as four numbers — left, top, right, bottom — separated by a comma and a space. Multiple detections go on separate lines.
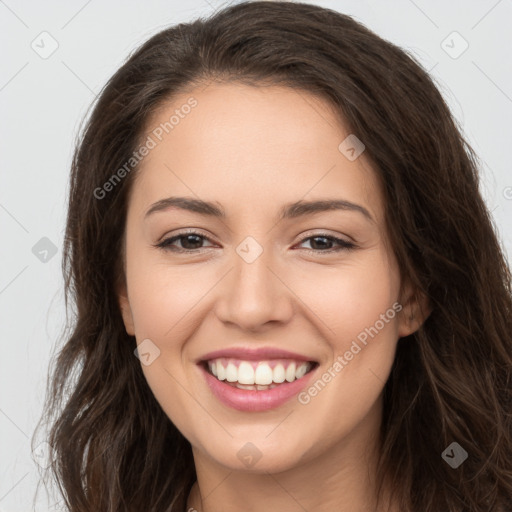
118, 282, 135, 336
397, 282, 431, 338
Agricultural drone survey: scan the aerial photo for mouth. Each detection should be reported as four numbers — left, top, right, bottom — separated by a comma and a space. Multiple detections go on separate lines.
201, 358, 318, 390
198, 357, 319, 411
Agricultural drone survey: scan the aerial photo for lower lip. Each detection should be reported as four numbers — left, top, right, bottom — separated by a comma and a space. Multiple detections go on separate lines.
199, 363, 318, 412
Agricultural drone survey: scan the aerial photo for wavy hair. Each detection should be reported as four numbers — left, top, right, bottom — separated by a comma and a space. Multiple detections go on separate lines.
39, 1, 512, 510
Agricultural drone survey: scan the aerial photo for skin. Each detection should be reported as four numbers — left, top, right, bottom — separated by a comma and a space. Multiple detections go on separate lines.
118, 82, 429, 512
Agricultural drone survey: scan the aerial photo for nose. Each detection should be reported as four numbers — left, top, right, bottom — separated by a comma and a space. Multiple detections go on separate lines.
214, 246, 294, 332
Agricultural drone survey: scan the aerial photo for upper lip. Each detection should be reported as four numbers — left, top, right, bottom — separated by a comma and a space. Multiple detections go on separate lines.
197, 347, 317, 363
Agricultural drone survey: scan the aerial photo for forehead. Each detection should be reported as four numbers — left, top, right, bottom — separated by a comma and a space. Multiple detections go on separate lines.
130, 82, 383, 222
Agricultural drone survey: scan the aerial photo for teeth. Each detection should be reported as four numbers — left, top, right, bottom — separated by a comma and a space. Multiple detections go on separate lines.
226, 362, 238, 382
285, 362, 296, 382
295, 363, 308, 379
216, 361, 226, 381
207, 359, 312, 386
254, 364, 273, 385
273, 364, 286, 383
238, 361, 255, 385
235, 383, 257, 390
235, 383, 278, 390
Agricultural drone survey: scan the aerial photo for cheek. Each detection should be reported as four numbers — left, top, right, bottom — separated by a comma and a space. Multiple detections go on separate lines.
125, 260, 208, 435
290, 256, 400, 437
126, 256, 207, 341
288, 251, 400, 349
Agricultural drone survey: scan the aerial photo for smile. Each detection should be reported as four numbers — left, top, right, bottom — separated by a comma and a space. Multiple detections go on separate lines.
206, 358, 315, 389
199, 358, 319, 411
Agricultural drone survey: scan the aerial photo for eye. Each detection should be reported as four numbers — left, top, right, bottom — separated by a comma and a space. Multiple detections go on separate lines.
154, 231, 356, 254
295, 234, 356, 254
155, 230, 216, 253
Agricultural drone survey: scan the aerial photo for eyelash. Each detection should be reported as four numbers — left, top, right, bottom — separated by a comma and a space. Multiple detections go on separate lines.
154, 230, 356, 255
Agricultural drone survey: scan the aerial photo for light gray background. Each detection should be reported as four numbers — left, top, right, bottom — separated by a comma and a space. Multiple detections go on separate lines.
1, 0, 511, 510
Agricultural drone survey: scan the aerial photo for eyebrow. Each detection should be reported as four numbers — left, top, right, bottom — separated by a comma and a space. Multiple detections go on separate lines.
144, 196, 374, 223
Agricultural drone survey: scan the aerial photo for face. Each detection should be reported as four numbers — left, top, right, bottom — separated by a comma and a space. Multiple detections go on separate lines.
118, 82, 424, 474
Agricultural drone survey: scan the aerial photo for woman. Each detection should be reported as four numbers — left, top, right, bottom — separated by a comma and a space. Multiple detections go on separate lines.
41, 1, 512, 511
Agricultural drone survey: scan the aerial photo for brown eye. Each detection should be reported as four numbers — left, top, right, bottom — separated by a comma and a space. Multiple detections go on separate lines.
297, 234, 356, 253
156, 231, 215, 252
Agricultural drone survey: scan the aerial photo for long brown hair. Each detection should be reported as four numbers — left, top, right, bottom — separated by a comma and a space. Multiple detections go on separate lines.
39, 1, 512, 510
